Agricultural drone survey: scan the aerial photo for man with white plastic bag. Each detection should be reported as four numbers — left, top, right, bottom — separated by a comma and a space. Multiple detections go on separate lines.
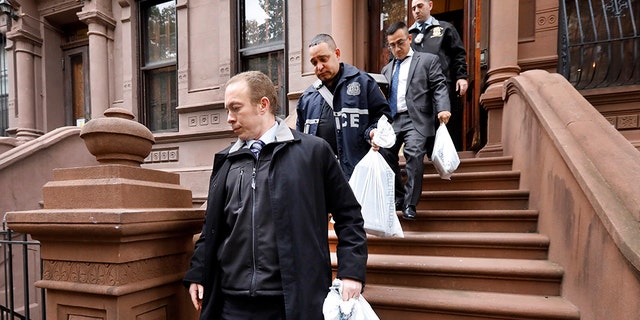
348, 116, 404, 238
381, 21, 451, 220
432, 122, 460, 180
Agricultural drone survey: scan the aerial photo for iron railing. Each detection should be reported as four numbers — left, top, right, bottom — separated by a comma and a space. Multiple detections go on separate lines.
0, 219, 45, 320
558, 0, 640, 89
0, 34, 8, 137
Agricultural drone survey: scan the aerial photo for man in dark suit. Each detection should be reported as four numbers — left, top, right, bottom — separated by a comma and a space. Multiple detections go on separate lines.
381, 21, 451, 220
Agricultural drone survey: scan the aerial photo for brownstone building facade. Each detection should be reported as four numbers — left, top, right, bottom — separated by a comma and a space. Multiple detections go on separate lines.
1, 0, 640, 319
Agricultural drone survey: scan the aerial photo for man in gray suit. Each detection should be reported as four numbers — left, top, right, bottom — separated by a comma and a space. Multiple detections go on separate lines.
381, 21, 451, 220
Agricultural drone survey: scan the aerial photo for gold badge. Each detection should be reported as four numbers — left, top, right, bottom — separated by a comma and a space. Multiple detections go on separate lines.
431, 26, 443, 38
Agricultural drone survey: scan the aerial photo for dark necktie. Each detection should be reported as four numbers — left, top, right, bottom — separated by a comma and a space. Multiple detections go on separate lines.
250, 140, 265, 159
388, 58, 404, 117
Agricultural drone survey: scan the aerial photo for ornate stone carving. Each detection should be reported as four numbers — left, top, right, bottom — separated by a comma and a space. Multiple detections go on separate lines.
42, 255, 185, 286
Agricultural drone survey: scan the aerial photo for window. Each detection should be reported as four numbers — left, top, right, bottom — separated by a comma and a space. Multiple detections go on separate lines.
559, 0, 640, 89
0, 34, 7, 137
239, 0, 286, 116
140, 0, 177, 132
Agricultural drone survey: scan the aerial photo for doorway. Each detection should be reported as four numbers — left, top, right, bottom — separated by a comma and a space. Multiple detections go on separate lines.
64, 46, 90, 127
368, 0, 483, 151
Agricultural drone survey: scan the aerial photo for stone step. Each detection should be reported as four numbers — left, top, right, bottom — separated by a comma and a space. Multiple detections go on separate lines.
396, 209, 539, 233
416, 189, 530, 210
330, 230, 548, 259
364, 231, 549, 259
330, 209, 539, 234
401, 155, 514, 174
422, 170, 521, 191
358, 254, 565, 296
363, 284, 580, 320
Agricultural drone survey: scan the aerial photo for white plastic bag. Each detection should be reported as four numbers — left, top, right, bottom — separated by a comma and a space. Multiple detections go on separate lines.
349, 149, 404, 238
431, 123, 460, 180
372, 115, 395, 148
323, 279, 380, 320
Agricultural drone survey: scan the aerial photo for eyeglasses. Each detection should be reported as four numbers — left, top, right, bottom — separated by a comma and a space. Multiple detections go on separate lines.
387, 38, 408, 49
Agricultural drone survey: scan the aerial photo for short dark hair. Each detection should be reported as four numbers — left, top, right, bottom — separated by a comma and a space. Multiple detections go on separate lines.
386, 21, 408, 36
226, 71, 280, 115
309, 33, 337, 50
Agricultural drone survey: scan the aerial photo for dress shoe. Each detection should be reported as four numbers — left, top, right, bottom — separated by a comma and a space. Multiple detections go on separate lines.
402, 206, 416, 220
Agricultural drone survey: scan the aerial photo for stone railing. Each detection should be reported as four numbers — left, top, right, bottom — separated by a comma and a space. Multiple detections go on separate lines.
5, 108, 204, 320
500, 70, 640, 319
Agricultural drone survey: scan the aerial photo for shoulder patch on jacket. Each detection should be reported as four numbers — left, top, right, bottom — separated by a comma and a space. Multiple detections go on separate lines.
346, 82, 361, 96
431, 26, 444, 38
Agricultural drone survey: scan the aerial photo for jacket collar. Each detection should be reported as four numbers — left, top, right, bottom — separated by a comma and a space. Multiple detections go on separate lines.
228, 117, 294, 153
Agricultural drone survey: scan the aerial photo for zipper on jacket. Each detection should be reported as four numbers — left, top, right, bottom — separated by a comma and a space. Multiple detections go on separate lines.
237, 169, 244, 204
250, 164, 258, 295
251, 166, 256, 190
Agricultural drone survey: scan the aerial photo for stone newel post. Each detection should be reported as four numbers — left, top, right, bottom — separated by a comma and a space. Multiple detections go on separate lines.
6, 108, 203, 319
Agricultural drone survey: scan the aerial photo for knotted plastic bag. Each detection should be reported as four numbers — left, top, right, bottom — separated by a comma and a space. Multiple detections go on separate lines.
372, 115, 395, 148
322, 279, 380, 320
431, 123, 460, 180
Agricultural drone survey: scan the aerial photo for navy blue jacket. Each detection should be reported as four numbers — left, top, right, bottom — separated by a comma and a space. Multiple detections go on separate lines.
296, 63, 392, 179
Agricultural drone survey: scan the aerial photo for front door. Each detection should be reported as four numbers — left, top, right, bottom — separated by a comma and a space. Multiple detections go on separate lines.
64, 46, 90, 127
368, 0, 483, 151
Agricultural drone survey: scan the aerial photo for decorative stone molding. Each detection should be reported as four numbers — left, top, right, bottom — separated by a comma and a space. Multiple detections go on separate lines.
5, 28, 43, 47
219, 64, 230, 76
43, 255, 185, 286
77, 10, 117, 30
187, 112, 222, 128
604, 114, 640, 130
145, 147, 180, 163
289, 51, 302, 66
536, 9, 558, 32
178, 70, 188, 83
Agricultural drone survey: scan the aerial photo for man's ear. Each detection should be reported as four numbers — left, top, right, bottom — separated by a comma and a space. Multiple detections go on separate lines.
260, 97, 270, 113
335, 48, 341, 59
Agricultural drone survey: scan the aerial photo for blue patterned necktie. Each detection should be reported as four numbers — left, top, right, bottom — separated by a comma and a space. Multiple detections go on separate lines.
250, 140, 265, 159
388, 58, 404, 117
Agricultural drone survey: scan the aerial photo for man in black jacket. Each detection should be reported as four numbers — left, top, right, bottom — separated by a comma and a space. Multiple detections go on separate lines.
183, 71, 368, 320
409, 0, 468, 151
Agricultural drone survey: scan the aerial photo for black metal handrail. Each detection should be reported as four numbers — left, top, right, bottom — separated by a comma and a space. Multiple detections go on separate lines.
0, 218, 45, 320
558, 0, 640, 89
0, 34, 8, 137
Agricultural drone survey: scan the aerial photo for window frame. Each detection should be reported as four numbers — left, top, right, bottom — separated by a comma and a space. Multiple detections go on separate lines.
236, 0, 288, 118
138, 0, 178, 132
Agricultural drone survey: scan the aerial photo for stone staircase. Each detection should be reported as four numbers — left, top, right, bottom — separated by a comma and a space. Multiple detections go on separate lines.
330, 155, 580, 320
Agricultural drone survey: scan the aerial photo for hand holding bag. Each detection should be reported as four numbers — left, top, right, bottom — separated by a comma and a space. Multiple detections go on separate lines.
431, 123, 460, 180
323, 279, 380, 320
372, 115, 395, 148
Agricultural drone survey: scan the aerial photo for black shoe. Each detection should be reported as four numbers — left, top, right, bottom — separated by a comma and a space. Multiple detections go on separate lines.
402, 206, 416, 220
